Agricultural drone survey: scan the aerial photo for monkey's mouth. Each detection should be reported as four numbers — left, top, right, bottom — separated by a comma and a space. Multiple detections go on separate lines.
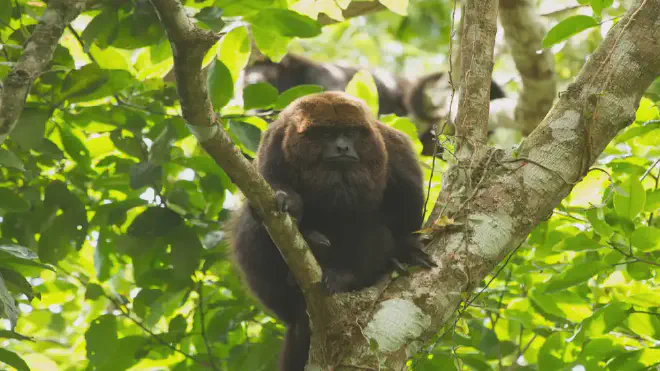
325, 155, 359, 164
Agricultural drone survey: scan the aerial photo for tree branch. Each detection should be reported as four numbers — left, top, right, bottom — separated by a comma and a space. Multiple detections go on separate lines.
321, 0, 660, 367
148, 0, 327, 320
499, 0, 557, 134
0, 0, 88, 145
455, 0, 500, 154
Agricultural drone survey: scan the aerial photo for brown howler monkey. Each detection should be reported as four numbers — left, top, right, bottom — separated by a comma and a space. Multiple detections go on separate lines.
230, 91, 436, 371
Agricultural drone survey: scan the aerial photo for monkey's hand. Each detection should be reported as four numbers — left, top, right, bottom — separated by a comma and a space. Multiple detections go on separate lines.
322, 269, 358, 294
395, 236, 437, 269
275, 189, 304, 223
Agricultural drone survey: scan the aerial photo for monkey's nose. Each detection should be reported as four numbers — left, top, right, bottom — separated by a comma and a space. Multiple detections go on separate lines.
336, 144, 350, 153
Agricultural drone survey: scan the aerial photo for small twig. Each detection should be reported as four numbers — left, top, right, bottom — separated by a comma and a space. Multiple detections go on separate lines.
608, 243, 660, 268
640, 159, 660, 182
198, 281, 220, 371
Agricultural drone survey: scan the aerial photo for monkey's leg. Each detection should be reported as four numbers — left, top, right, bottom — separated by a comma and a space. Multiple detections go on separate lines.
394, 235, 437, 269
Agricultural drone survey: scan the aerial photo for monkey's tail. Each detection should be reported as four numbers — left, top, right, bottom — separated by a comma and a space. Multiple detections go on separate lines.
279, 315, 311, 371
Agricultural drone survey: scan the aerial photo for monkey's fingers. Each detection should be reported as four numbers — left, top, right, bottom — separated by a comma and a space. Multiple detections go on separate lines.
390, 258, 409, 275
407, 248, 437, 269
275, 190, 290, 213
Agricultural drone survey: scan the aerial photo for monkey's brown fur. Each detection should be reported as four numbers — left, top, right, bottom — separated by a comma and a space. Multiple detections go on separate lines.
230, 91, 434, 371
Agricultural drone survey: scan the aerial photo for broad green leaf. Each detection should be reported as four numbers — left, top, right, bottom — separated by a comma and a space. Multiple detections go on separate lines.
129, 161, 162, 190
250, 9, 322, 38
645, 189, 660, 212
243, 83, 279, 110
59, 63, 109, 101
0, 188, 29, 213
0, 0, 12, 25
345, 70, 379, 116
615, 120, 660, 143
207, 59, 234, 110
0, 273, 18, 328
127, 207, 183, 238
170, 226, 202, 280
606, 346, 660, 370
81, 8, 119, 51
38, 212, 79, 264
542, 260, 607, 293
529, 289, 593, 322
542, 15, 598, 48
229, 120, 262, 154
89, 45, 129, 70
218, 26, 250, 83
251, 24, 291, 62
630, 226, 660, 251
572, 301, 631, 344
85, 283, 104, 301
10, 107, 51, 150
274, 85, 325, 110
168, 314, 187, 335
613, 177, 646, 220
0, 268, 38, 301
214, 0, 275, 17
59, 126, 92, 168
0, 148, 25, 170
379, 0, 409, 16
85, 314, 119, 369
0, 348, 30, 371
586, 208, 614, 238
538, 333, 567, 369
553, 232, 603, 252
591, 0, 614, 15
196, 7, 225, 31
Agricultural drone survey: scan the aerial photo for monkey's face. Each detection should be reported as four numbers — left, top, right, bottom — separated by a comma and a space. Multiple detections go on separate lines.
280, 92, 387, 174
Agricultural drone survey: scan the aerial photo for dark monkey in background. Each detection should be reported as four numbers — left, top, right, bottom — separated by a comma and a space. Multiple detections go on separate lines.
230, 91, 436, 370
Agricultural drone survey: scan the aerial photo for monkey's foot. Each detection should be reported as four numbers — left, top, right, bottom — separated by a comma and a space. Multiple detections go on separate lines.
322, 270, 358, 294
304, 230, 331, 253
275, 190, 304, 221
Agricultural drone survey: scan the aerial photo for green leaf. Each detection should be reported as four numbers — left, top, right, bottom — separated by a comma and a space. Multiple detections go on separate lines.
243, 83, 279, 110
0, 272, 19, 328
251, 24, 291, 62
229, 120, 262, 154
85, 314, 119, 369
10, 107, 51, 150
251, 9, 322, 38
0, 244, 37, 260
38, 212, 78, 264
274, 85, 324, 110
127, 207, 183, 238
542, 15, 598, 48
0, 188, 29, 213
218, 26, 250, 82
0, 267, 38, 301
0, 148, 25, 170
81, 8, 119, 51
613, 177, 646, 220
543, 260, 607, 293
379, 0, 409, 16
60, 126, 91, 168
85, 283, 104, 300
207, 59, 234, 110
59, 63, 109, 101
572, 302, 631, 344
169, 226, 202, 280
554, 232, 603, 252
586, 208, 614, 238
345, 70, 379, 116
196, 7, 225, 31
0, 348, 30, 371
645, 189, 660, 212
168, 314, 187, 335
538, 332, 567, 370
630, 226, 660, 251
591, 0, 614, 15
128, 161, 162, 190
0, 0, 12, 25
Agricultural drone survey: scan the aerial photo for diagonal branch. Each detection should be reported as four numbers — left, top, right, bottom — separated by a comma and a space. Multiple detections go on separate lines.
148, 0, 327, 319
0, 0, 88, 145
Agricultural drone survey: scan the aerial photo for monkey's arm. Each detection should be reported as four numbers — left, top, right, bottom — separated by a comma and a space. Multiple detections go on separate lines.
379, 124, 437, 269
